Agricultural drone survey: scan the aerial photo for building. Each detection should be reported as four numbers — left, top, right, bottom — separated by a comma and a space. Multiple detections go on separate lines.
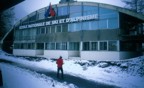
12, 0, 144, 60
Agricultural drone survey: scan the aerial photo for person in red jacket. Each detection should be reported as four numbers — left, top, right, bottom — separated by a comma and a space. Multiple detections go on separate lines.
56, 56, 64, 79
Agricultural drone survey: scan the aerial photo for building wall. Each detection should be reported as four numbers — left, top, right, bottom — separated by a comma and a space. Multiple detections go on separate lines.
119, 52, 142, 60
81, 51, 142, 60
13, 49, 36, 56
81, 51, 120, 60
44, 50, 69, 59
12, 1, 144, 60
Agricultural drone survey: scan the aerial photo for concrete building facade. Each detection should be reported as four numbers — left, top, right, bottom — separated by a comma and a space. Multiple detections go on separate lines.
12, 0, 144, 60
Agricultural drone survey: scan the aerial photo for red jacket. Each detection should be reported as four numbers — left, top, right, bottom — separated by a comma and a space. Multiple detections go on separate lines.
56, 58, 63, 68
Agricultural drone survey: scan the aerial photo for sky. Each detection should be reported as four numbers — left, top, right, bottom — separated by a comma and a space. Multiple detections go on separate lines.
13, 0, 125, 20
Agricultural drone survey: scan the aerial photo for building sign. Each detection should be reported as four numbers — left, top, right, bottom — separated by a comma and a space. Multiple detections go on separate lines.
19, 14, 98, 29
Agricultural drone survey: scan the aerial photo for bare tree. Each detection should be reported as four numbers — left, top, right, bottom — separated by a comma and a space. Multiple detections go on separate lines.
122, 0, 144, 14
0, 8, 15, 40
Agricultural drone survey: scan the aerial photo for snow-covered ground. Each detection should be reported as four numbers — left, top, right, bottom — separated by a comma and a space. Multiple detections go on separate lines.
0, 50, 144, 88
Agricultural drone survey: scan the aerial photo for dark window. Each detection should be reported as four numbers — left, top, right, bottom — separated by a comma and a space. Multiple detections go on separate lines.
56, 25, 62, 32
100, 41, 107, 50
56, 43, 61, 50
108, 41, 117, 51
91, 42, 98, 50
46, 26, 51, 34
69, 42, 79, 50
51, 26, 55, 33
36, 43, 44, 49
62, 24, 68, 32
83, 42, 90, 50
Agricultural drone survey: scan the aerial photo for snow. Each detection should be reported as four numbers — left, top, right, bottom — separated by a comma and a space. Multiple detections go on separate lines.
0, 50, 144, 88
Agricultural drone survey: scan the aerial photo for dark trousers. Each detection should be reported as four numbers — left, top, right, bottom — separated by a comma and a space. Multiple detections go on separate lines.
57, 67, 63, 78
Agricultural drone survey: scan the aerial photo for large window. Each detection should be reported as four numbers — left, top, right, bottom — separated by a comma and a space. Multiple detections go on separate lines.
46, 26, 51, 34
100, 41, 107, 50
56, 42, 67, 50
99, 7, 119, 29
29, 12, 37, 22
51, 26, 56, 33
14, 43, 35, 49
83, 42, 90, 50
108, 41, 117, 51
36, 43, 44, 49
56, 25, 62, 32
108, 18, 118, 29
83, 21, 98, 30
70, 5, 82, 17
68, 23, 81, 32
46, 42, 67, 50
99, 19, 108, 29
58, 6, 68, 16
61, 42, 67, 50
38, 8, 45, 20
70, 5, 82, 13
83, 6, 98, 16
91, 42, 98, 51
37, 27, 46, 34
62, 24, 68, 32
69, 42, 79, 50
46, 43, 55, 50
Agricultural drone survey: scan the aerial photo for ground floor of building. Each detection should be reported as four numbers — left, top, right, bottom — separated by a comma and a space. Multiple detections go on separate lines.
13, 40, 142, 60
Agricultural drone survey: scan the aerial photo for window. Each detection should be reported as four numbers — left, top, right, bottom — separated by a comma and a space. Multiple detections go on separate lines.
56, 43, 61, 50
91, 42, 98, 50
69, 42, 79, 50
51, 43, 56, 50
99, 19, 108, 29
28, 43, 35, 49
51, 26, 55, 33
30, 28, 36, 40
83, 42, 90, 50
82, 21, 98, 30
29, 12, 37, 22
14, 43, 21, 49
100, 41, 107, 50
68, 23, 81, 32
70, 5, 82, 17
38, 8, 45, 20
40, 27, 46, 34
46, 26, 51, 34
45, 43, 50, 50
56, 42, 67, 50
61, 42, 67, 50
108, 41, 117, 51
37, 27, 46, 34
46, 43, 55, 50
108, 18, 118, 29
58, 6, 68, 16
36, 43, 44, 49
56, 25, 62, 32
62, 24, 68, 32
70, 5, 82, 14
83, 6, 98, 16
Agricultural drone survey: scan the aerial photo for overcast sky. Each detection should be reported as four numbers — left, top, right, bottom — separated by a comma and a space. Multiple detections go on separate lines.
14, 0, 125, 20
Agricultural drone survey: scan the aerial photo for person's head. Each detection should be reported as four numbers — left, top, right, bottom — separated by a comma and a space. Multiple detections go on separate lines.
60, 56, 62, 59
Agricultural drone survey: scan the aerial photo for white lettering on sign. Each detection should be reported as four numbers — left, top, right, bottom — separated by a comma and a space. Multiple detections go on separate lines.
19, 14, 98, 29
46, 21, 51, 25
